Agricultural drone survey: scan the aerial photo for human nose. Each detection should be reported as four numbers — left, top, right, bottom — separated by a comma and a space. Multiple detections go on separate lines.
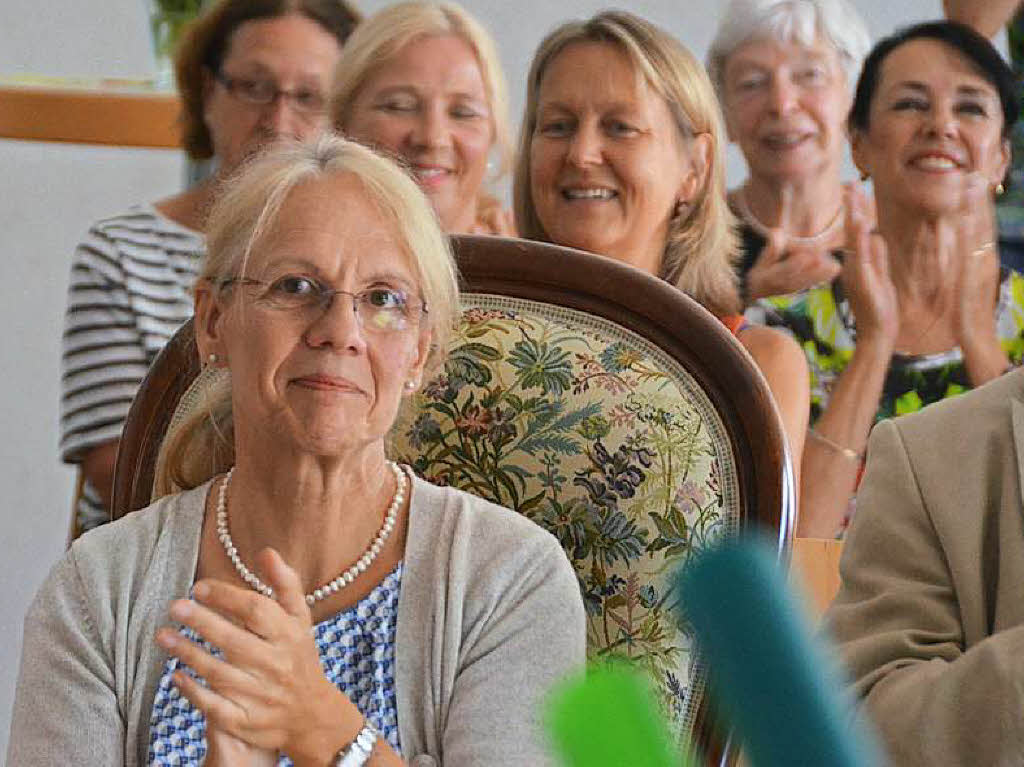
303, 291, 367, 353
923, 101, 958, 139
566, 121, 602, 167
767, 75, 798, 115
411, 102, 451, 149
259, 95, 306, 138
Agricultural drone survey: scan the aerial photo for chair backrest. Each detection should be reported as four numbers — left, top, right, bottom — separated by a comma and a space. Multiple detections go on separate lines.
112, 235, 794, 764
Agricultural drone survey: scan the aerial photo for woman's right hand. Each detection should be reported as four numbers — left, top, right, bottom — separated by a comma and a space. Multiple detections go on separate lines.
746, 231, 842, 301
841, 184, 899, 346
744, 185, 841, 301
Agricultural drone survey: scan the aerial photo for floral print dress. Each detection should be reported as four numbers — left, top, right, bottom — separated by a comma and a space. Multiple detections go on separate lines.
745, 270, 1024, 424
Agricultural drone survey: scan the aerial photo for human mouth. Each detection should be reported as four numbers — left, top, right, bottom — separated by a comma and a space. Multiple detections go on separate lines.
560, 187, 617, 201
761, 132, 813, 150
908, 152, 963, 172
292, 375, 364, 394
410, 164, 453, 188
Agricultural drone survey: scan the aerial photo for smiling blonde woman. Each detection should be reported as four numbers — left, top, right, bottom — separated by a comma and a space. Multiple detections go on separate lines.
331, 1, 513, 235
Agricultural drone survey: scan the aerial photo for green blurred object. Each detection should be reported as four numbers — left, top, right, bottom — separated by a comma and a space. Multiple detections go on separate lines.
546, 664, 697, 767
145, 0, 206, 89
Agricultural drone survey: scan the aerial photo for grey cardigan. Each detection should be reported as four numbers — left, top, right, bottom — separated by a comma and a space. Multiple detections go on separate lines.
7, 474, 586, 766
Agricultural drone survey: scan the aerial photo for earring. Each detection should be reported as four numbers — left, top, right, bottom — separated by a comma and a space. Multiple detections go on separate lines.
404, 380, 418, 392
207, 353, 219, 366
996, 182, 1006, 196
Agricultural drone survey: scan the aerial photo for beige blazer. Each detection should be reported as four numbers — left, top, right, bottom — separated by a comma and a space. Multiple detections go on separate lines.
826, 368, 1024, 766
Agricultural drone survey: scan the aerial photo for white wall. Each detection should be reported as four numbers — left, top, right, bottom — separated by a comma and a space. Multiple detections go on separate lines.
0, 0, 948, 756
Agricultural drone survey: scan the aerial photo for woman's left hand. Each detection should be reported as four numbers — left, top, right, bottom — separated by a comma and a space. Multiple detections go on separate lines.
954, 174, 1009, 383
156, 549, 364, 765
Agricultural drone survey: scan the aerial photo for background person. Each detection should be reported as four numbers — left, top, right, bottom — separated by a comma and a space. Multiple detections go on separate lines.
750, 20, 1024, 536
10, 135, 585, 766
331, 1, 513, 235
707, 0, 871, 303
514, 10, 810, 502
945, 0, 1024, 271
60, 0, 359, 536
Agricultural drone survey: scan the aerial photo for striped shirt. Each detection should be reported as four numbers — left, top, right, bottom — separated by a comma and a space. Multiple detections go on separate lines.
60, 205, 204, 533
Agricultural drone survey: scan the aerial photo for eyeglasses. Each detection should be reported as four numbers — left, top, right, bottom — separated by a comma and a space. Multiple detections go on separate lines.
220, 275, 427, 333
213, 70, 327, 115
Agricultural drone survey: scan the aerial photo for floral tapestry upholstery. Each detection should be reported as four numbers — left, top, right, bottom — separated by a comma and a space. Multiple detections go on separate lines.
390, 294, 742, 741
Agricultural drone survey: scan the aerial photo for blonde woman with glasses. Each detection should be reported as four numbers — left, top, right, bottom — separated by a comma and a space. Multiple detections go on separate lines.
12, 135, 584, 766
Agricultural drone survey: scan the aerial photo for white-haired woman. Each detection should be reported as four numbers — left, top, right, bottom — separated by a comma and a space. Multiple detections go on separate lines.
9, 135, 585, 766
515, 10, 810, 494
331, 1, 513, 235
707, 0, 871, 302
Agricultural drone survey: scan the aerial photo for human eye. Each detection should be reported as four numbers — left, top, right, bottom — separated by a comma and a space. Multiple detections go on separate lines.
605, 118, 640, 138
451, 102, 486, 120
238, 78, 275, 103
537, 114, 573, 138
263, 275, 322, 307
363, 287, 408, 310
956, 99, 989, 117
734, 73, 767, 93
293, 88, 325, 111
892, 97, 928, 112
376, 94, 418, 113
796, 65, 827, 86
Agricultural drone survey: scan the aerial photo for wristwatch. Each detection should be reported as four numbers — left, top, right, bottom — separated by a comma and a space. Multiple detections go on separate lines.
333, 719, 379, 767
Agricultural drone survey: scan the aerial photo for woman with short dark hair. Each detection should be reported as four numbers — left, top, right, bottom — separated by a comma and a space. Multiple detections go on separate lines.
750, 20, 1024, 536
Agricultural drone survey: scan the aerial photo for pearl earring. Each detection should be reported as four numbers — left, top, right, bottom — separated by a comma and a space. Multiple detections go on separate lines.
207, 353, 219, 365
996, 182, 1006, 196
404, 380, 417, 391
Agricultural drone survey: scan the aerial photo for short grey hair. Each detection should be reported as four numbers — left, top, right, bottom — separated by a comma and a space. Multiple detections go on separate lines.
707, 0, 871, 96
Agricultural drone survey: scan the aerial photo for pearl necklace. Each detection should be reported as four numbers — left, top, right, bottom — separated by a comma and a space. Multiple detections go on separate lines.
216, 461, 406, 606
735, 187, 845, 247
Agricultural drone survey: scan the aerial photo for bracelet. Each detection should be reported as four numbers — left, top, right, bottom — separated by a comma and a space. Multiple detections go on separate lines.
333, 719, 379, 767
808, 427, 864, 463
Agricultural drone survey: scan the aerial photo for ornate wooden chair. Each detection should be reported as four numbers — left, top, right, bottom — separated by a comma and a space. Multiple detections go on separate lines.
112, 235, 794, 765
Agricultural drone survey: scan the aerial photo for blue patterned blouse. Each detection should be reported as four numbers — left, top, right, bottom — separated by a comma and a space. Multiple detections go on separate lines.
148, 562, 403, 766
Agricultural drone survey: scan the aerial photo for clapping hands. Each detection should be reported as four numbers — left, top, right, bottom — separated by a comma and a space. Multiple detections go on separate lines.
156, 549, 363, 766
840, 182, 899, 345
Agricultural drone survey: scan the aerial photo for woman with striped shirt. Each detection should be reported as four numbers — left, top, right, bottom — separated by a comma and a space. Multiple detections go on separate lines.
60, 0, 358, 535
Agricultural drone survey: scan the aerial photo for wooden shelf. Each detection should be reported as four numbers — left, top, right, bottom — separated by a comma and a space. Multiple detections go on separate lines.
0, 85, 181, 148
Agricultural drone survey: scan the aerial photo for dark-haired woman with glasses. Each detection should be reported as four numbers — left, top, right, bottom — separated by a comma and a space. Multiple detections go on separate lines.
59, 0, 359, 537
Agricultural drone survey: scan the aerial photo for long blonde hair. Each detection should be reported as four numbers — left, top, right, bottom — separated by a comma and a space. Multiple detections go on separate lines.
514, 10, 740, 317
329, 1, 512, 178
155, 134, 459, 497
